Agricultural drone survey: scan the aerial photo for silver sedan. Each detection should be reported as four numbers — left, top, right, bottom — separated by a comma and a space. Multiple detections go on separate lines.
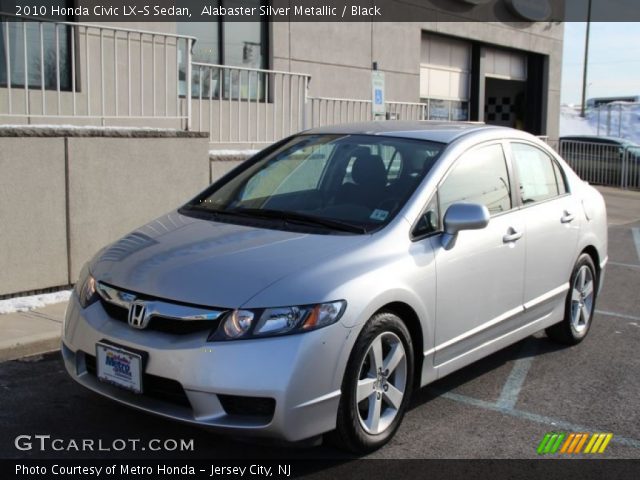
62, 122, 608, 452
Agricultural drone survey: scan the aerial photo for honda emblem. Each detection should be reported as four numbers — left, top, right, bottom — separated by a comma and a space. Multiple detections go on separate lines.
128, 300, 148, 329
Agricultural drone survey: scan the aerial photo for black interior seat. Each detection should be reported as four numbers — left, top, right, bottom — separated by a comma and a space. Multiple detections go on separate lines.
335, 150, 387, 209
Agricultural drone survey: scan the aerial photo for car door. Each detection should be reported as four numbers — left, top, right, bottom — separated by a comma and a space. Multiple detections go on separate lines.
508, 142, 580, 315
432, 142, 526, 370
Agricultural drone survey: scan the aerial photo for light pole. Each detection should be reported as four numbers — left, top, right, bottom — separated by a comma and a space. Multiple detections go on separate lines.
580, 0, 592, 117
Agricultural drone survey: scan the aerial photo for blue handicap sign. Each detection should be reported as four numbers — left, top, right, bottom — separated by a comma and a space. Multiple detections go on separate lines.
375, 88, 383, 104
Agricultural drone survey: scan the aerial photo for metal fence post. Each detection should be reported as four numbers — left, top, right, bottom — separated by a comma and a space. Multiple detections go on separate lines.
185, 38, 193, 131
302, 76, 310, 130
621, 147, 628, 189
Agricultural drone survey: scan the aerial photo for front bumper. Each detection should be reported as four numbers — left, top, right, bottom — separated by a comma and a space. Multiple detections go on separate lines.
62, 293, 354, 442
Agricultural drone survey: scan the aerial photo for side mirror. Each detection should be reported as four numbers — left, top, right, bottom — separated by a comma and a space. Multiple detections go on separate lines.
441, 202, 490, 250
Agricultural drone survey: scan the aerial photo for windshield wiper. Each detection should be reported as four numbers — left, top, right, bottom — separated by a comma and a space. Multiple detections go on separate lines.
227, 208, 368, 234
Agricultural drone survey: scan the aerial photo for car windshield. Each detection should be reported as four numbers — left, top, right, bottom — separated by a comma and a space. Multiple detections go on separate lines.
186, 134, 445, 233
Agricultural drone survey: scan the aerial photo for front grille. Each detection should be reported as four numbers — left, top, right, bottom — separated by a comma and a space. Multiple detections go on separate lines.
84, 354, 191, 408
99, 299, 220, 335
218, 394, 276, 419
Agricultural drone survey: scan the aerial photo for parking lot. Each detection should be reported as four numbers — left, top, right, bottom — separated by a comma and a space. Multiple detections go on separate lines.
1, 186, 639, 460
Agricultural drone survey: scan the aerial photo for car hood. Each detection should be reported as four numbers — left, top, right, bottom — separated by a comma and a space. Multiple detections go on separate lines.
90, 211, 368, 308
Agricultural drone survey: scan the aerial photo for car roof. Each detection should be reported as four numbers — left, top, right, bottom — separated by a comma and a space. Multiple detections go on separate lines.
303, 121, 505, 144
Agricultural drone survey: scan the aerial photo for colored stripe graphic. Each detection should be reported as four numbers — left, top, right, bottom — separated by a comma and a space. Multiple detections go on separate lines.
585, 433, 614, 454
575, 433, 589, 453
544, 434, 559, 454
598, 433, 613, 453
568, 433, 584, 453
550, 433, 565, 453
537, 433, 566, 454
560, 433, 575, 453
539, 433, 613, 455
537, 433, 552, 454
584, 433, 598, 453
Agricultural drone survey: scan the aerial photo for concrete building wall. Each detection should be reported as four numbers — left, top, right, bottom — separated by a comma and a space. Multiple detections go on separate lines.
273, 21, 563, 138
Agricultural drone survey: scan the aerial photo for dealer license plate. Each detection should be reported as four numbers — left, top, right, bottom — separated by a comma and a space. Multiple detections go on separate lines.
95, 343, 143, 394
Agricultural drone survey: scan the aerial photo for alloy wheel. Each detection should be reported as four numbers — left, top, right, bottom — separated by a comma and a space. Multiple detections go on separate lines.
570, 264, 595, 334
355, 331, 407, 435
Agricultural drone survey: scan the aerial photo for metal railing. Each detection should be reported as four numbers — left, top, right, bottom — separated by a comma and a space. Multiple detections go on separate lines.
191, 62, 310, 144
309, 98, 430, 127
386, 101, 429, 121
558, 140, 640, 190
309, 97, 373, 127
1, 12, 195, 127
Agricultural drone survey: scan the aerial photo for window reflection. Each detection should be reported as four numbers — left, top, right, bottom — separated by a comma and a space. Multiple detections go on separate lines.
0, 0, 73, 90
177, 1, 267, 100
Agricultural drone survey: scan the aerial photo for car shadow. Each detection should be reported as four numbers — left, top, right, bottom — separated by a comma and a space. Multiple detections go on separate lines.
409, 334, 569, 410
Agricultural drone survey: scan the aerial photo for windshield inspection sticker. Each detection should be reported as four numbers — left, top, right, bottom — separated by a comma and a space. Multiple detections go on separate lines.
370, 209, 389, 222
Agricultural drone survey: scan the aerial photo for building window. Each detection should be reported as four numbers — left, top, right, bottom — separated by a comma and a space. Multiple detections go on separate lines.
177, 0, 268, 100
419, 33, 471, 121
0, 0, 74, 90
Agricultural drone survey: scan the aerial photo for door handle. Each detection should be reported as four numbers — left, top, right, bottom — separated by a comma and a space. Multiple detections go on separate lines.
503, 228, 523, 243
561, 211, 575, 223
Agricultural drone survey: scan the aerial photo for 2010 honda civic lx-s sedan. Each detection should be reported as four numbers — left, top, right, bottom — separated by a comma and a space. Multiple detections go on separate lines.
62, 122, 608, 452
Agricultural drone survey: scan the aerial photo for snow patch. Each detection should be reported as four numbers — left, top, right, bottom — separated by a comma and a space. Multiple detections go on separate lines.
560, 106, 598, 136
560, 104, 640, 143
209, 149, 259, 157
0, 124, 179, 132
0, 290, 72, 315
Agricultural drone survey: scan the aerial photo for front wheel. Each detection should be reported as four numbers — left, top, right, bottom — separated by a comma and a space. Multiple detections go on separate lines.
331, 312, 414, 453
546, 253, 598, 345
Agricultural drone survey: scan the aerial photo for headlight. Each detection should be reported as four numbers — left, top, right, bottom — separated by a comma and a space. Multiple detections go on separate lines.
75, 265, 98, 309
222, 310, 254, 338
209, 301, 346, 341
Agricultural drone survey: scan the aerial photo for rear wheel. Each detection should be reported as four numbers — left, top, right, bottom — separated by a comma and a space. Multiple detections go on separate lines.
331, 312, 414, 453
546, 253, 598, 345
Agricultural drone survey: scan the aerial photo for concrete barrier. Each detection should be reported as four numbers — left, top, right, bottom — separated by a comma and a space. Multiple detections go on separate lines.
0, 127, 209, 296
0, 138, 68, 295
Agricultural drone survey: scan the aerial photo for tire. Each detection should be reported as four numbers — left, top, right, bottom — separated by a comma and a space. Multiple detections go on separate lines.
330, 312, 414, 453
546, 253, 598, 345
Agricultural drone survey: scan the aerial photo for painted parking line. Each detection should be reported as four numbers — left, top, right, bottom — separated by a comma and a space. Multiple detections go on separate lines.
496, 340, 538, 409
438, 390, 640, 450
608, 261, 640, 270
633, 228, 640, 262
595, 310, 640, 322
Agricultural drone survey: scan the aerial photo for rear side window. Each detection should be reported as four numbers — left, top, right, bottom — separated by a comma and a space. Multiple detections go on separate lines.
439, 144, 512, 216
511, 143, 563, 204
